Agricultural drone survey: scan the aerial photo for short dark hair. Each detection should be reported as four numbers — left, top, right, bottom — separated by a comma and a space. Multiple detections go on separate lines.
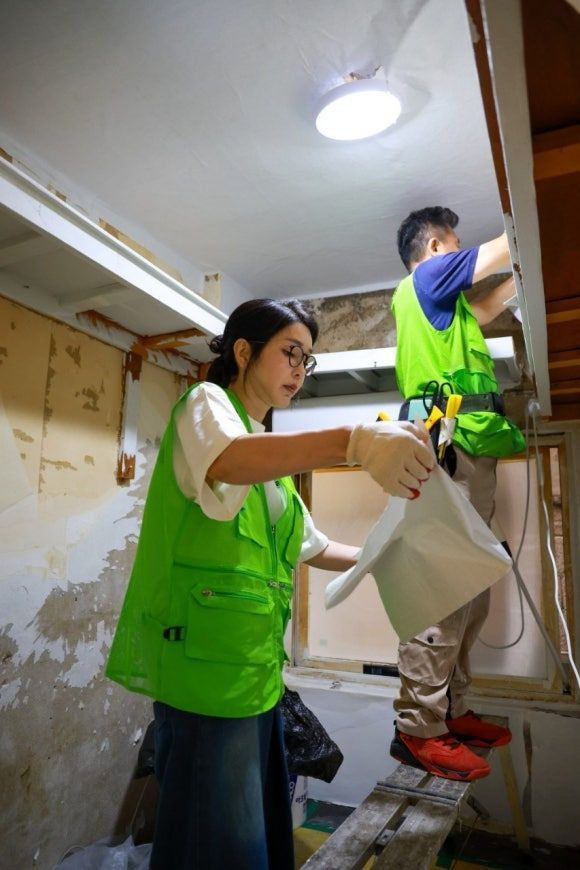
206, 298, 319, 388
397, 206, 459, 271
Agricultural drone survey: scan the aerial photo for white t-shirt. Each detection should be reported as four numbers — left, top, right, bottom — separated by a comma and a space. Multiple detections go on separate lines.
173, 382, 329, 563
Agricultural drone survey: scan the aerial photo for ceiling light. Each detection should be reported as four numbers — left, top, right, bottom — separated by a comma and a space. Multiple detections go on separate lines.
315, 78, 401, 141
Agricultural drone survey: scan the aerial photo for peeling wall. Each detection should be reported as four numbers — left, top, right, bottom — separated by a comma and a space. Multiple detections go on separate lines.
301, 279, 522, 355
0, 296, 181, 868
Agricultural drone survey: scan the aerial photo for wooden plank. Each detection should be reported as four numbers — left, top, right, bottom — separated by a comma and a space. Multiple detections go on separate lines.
533, 125, 580, 181
550, 379, 580, 396
546, 297, 580, 324
116, 351, 142, 481
373, 799, 457, 870
377, 765, 469, 807
549, 349, 580, 371
301, 791, 404, 870
498, 744, 531, 852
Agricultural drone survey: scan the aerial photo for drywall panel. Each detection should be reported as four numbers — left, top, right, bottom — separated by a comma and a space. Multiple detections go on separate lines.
0, 296, 181, 869
308, 469, 396, 663
0, 296, 52, 493
38, 319, 122, 499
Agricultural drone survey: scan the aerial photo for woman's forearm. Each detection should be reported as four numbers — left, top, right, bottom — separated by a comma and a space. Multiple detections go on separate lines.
305, 540, 360, 572
207, 428, 353, 485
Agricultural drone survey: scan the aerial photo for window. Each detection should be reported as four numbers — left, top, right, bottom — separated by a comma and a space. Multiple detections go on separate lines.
292, 437, 575, 700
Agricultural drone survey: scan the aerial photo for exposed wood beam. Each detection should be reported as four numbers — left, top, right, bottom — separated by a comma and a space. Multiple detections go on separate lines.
0, 229, 59, 266
546, 296, 580, 324
139, 327, 205, 352
117, 351, 143, 482
550, 379, 580, 397
58, 282, 135, 313
549, 349, 580, 370
550, 402, 580, 421
533, 125, 580, 181
0, 270, 199, 378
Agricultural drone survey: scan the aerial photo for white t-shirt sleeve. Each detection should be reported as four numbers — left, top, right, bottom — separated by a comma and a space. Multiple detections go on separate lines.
297, 496, 329, 563
173, 382, 252, 521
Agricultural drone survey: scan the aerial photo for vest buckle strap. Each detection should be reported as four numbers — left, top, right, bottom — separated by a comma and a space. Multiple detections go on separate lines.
163, 625, 185, 641
457, 392, 505, 415
399, 391, 505, 421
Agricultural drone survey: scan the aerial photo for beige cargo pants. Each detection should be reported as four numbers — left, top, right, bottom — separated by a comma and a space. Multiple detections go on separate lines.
394, 448, 498, 738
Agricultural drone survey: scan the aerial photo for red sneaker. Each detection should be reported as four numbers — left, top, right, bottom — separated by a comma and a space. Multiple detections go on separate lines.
390, 728, 491, 781
446, 711, 512, 748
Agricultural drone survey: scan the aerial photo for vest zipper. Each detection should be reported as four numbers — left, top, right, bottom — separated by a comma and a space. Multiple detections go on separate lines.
200, 587, 269, 605
174, 562, 272, 583
268, 579, 293, 590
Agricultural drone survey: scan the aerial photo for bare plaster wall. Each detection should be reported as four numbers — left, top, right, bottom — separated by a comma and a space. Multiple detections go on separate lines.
301, 279, 522, 355
0, 296, 181, 868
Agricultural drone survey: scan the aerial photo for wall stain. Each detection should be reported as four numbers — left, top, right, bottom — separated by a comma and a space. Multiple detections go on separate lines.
10, 321, 16, 330
84, 455, 95, 465
0, 346, 7, 365
302, 289, 396, 353
42, 459, 78, 471
13, 429, 34, 443
82, 387, 100, 412
65, 344, 82, 367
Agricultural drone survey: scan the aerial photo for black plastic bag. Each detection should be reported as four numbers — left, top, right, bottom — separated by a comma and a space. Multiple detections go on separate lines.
280, 687, 344, 783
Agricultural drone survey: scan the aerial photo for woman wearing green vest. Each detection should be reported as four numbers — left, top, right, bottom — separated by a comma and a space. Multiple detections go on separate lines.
106, 298, 433, 869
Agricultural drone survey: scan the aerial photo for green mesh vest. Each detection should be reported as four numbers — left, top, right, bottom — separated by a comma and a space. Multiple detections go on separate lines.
391, 273, 525, 458
106, 384, 304, 717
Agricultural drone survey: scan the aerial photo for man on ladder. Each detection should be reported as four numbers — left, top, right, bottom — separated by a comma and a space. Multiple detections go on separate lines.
390, 207, 525, 781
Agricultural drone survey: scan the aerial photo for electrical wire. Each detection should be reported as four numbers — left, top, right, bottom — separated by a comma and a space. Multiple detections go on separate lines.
530, 408, 580, 690
478, 405, 530, 649
478, 402, 579, 691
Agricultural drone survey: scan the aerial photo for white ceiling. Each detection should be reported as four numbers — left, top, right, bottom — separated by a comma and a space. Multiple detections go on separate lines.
0, 0, 504, 305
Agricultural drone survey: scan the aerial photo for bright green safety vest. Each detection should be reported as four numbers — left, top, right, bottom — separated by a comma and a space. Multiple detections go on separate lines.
106, 384, 304, 718
391, 274, 525, 458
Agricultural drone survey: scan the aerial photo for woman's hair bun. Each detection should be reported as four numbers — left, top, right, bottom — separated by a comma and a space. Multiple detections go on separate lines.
208, 335, 224, 355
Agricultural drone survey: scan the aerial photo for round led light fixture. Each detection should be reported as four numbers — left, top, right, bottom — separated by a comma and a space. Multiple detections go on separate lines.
315, 78, 401, 141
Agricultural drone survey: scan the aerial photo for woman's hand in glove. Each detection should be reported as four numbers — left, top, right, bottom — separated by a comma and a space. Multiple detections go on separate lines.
346, 420, 434, 498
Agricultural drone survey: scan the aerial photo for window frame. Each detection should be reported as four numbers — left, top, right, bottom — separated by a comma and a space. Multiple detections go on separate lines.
290, 435, 578, 704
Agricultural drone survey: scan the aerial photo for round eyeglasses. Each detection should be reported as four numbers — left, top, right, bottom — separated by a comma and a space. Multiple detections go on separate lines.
283, 344, 317, 376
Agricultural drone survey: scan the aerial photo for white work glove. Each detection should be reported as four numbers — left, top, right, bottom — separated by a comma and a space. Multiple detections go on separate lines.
346, 421, 434, 499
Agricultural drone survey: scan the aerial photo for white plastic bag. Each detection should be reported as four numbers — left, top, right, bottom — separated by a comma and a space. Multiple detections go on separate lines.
325, 465, 511, 642
57, 836, 151, 870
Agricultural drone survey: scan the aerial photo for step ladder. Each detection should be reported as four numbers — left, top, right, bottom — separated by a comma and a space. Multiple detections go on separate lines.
302, 718, 529, 870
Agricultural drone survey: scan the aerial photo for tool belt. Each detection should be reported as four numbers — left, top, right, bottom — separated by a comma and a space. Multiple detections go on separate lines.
398, 391, 505, 422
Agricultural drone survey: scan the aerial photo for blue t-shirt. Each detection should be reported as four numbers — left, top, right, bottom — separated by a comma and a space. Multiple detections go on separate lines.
412, 248, 479, 330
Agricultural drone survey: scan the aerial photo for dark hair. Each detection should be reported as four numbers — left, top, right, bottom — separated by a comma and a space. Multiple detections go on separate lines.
396, 206, 459, 271
206, 298, 319, 388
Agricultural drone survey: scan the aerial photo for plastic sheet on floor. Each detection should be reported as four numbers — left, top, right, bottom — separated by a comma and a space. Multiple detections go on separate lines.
57, 836, 151, 870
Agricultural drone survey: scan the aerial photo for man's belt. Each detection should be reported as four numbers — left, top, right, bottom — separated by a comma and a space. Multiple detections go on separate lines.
399, 391, 505, 421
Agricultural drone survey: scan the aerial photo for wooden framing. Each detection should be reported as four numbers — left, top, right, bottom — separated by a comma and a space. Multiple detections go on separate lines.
291, 444, 577, 703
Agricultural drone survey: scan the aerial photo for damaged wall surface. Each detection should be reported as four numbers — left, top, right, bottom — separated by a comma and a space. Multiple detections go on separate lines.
0, 294, 181, 869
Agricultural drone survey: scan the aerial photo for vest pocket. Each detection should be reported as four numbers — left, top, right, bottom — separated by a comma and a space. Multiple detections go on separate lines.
237, 502, 269, 549
185, 579, 275, 665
